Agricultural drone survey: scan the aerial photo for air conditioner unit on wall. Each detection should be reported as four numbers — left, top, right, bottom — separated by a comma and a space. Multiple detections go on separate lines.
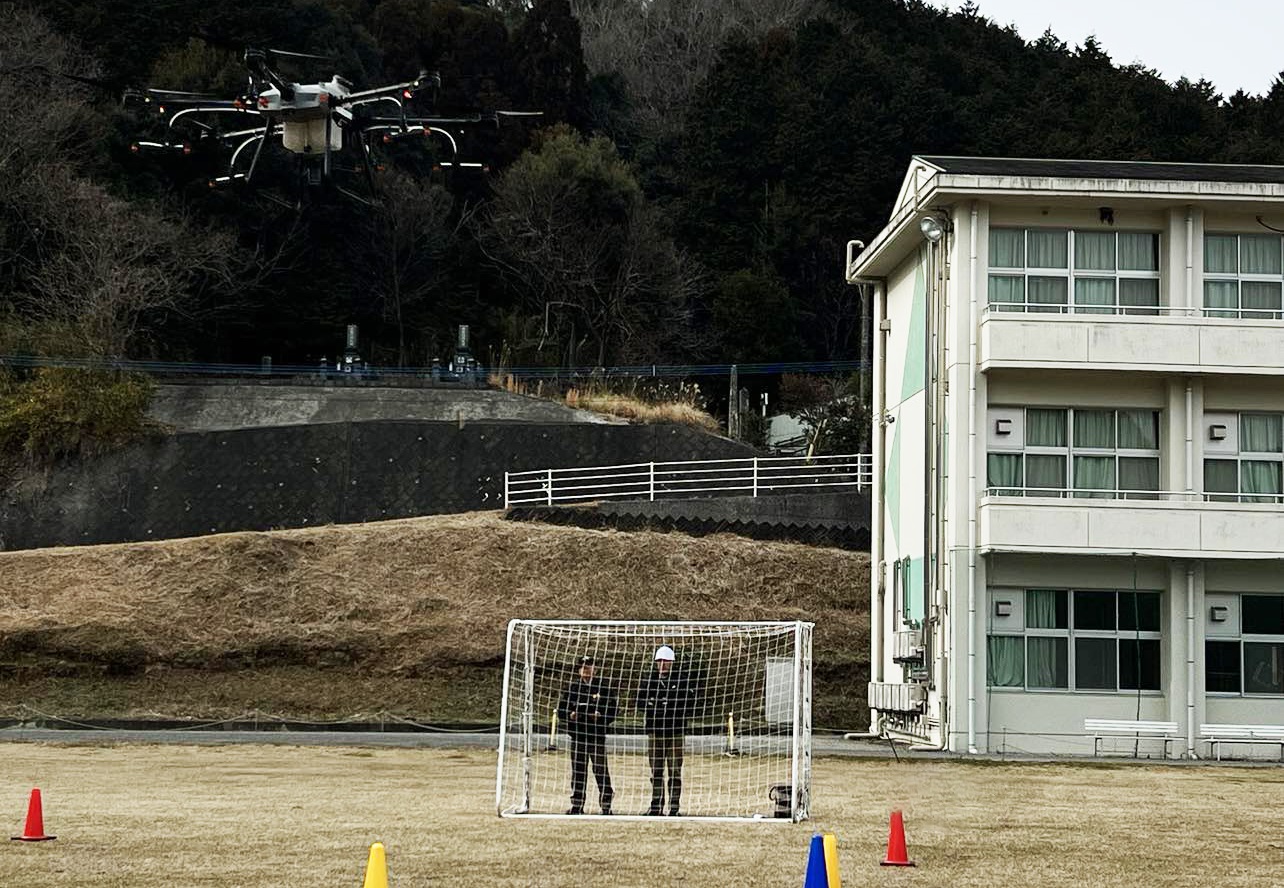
867, 681, 927, 713
892, 629, 924, 662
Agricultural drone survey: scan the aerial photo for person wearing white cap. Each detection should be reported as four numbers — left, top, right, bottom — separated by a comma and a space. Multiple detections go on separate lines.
637, 644, 696, 815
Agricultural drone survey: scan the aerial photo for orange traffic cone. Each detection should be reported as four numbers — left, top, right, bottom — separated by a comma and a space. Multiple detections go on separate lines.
11, 788, 56, 842
880, 809, 914, 867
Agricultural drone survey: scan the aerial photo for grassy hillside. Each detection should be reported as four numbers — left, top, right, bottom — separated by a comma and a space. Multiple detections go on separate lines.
0, 513, 870, 728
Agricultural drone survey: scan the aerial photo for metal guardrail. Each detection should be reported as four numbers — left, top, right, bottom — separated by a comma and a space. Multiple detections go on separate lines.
983, 303, 1284, 320
504, 454, 873, 507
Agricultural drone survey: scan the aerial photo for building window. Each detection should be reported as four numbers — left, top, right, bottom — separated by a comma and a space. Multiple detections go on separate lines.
1205, 594, 1284, 695
987, 589, 1162, 691
986, 407, 1161, 498
1203, 412, 1283, 503
989, 228, 1160, 314
1204, 233, 1284, 319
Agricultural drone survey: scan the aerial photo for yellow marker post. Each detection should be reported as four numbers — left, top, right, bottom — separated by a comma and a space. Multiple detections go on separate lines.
546, 710, 559, 751
822, 833, 841, 888
362, 842, 388, 888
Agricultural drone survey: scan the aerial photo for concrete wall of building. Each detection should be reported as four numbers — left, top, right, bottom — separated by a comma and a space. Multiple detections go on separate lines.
0, 421, 755, 551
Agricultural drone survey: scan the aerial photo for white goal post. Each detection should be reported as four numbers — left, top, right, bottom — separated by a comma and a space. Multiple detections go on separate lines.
495, 620, 813, 822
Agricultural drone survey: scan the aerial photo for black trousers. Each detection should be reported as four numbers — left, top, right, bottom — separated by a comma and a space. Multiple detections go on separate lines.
569, 733, 613, 810
647, 734, 684, 813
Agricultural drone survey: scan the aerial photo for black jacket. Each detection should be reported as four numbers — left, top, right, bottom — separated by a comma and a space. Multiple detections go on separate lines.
557, 677, 618, 738
637, 667, 698, 737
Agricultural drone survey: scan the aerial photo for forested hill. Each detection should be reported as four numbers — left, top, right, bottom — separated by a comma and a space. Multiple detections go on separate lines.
7, 0, 1284, 373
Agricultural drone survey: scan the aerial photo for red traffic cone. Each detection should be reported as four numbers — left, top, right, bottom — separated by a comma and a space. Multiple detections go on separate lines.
11, 788, 56, 842
880, 809, 914, 867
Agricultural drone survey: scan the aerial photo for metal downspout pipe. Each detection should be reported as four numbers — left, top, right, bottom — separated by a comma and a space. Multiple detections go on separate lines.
967, 202, 979, 755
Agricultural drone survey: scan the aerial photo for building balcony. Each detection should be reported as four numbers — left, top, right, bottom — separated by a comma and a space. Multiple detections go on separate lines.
978, 489, 1284, 558
979, 307, 1284, 376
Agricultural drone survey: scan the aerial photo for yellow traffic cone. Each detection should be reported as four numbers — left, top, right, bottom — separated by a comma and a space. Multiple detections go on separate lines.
362, 842, 388, 888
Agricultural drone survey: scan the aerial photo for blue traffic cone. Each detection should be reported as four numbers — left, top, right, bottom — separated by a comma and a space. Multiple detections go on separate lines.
804, 833, 828, 888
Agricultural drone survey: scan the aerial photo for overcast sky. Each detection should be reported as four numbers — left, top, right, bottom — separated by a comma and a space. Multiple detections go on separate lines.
947, 1, 1283, 98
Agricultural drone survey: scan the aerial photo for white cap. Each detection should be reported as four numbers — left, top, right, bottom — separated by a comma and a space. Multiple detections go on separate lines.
654, 645, 675, 661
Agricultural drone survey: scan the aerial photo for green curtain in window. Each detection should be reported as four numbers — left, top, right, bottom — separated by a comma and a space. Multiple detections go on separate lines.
1027, 637, 1068, 688
990, 229, 1024, 268
1118, 233, 1158, 271
1028, 276, 1068, 311
1240, 414, 1283, 452
1074, 455, 1116, 497
1074, 410, 1115, 448
1204, 235, 1238, 273
1028, 230, 1068, 268
988, 275, 1024, 308
1118, 410, 1158, 449
1026, 590, 1063, 628
987, 453, 1022, 495
1204, 459, 1238, 500
1240, 234, 1282, 275
1119, 457, 1160, 496
1026, 455, 1066, 493
1241, 460, 1282, 502
1119, 279, 1160, 314
1074, 278, 1115, 313
1241, 281, 1282, 319
1027, 409, 1066, 446
1075, 231, 1115, 270
987, 636, 1024, 687
1204, 281, 1239, 317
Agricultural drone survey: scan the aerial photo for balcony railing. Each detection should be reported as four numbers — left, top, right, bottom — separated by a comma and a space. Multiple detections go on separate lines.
983, 302, 1284, 320
984, 486, 1284, 504
505, 454, 872, 508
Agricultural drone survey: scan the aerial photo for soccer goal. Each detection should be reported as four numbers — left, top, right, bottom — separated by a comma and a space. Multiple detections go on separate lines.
495, 620, 813, 822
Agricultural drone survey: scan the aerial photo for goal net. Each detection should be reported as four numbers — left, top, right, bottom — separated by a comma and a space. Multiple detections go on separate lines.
496, 620, 813, 821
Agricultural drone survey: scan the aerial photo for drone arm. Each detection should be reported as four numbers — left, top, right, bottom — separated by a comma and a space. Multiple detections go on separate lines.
243, 118, 274, 185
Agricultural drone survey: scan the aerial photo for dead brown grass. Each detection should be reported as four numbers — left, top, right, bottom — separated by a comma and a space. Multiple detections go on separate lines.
0, 744, 1280, 888
563, 389, 720, 432
0, 513, 867, 724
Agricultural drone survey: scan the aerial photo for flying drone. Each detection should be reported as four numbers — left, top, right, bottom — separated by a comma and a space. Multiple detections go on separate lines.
130, 48, 540, 202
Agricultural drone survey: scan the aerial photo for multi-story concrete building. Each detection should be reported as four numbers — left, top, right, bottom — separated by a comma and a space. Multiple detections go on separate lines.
846, 157, 1284, 757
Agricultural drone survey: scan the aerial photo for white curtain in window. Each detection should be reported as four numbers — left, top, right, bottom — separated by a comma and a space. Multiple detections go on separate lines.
1240, 234, 1282, 275
1118, 410, 1158, 449
1074, 410, 1115, 448
987, 636, 1024, 687
1028, 276, 1068, 310
1204, 280, 1239, 317
1119, 279, 1160, 313
1118, 233, 1158, 271
1074, 455, 1116, 497
1027, 408, 1066, 446
988, 275, 1024, 307
1204, 235, 1238, 274
1241, 281, 1282, 318
1074, 278, 1115, 313
990, 229, 1024, 268
1075, 231, 1115, 270
1240, 414, 1283, 452
1028, 230, 1068, 268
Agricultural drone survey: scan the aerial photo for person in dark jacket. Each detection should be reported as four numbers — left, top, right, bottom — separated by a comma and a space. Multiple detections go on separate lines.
637, 644, 697, 816
557, 654, 617, 815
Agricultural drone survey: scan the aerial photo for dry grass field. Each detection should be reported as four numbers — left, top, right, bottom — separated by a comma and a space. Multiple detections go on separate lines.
2, 742, 1281, 888
0, 514, 869, 726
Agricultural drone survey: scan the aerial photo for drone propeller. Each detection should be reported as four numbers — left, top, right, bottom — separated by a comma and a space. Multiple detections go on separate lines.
265, 48, 335, 63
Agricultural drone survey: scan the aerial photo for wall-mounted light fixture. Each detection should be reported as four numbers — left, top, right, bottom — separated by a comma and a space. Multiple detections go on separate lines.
995, 419, 1013, 436
1209, 424, 1228, 441
919, 213, 950, 243
1210, 605, 1228, 622
994, 600, 1013, 617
